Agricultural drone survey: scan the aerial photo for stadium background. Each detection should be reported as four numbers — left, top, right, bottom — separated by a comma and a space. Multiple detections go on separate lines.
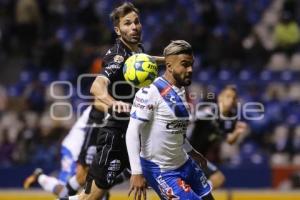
0, 0, 300, 199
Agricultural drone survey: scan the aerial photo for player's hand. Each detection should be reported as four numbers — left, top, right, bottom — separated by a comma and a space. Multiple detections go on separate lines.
112, 101, 131, 113
234, 121, 248, 135
128, 174, 147, 200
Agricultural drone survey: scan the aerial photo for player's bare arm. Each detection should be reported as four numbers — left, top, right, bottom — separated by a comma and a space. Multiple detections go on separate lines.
90, 76, 131, 113
226, 121, 248, 145
126, 118, 148, 200
152, 56, 165, 65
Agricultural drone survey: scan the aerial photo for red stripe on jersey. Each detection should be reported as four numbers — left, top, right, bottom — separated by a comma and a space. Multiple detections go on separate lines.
160, 85, 172, 96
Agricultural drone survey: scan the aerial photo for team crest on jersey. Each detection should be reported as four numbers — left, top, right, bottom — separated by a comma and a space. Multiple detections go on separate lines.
113, 55, 124, 63
177, 179, 191, 192
108, 159, 121, 171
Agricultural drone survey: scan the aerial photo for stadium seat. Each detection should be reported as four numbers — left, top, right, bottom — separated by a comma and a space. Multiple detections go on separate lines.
19, 70, 34, 84
280, 70, 294, 82
197, 69, 214, 84
260, 69, 271, 82
38, 70, 56, 86
58, 68, 76, 82
218, 69, 234, 83
7, 84, 23, 97
238, 69, 255, 86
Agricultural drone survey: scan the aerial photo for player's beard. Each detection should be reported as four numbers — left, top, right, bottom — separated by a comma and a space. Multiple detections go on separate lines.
120, 30, 141, 45
173, 72, 192, 87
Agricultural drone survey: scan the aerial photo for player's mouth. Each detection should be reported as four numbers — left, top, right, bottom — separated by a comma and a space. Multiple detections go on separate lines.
130, 32, 140, 38
185, 74, 192, 80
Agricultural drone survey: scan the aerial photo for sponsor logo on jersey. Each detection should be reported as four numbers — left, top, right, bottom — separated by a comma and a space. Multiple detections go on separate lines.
113, 55, 124, 63
108, 159, 121, 171
135, 96, 148, 103
166, 120, 189, 130
147, 104, 154, 111
156, 175, 179, 200
106, 63, 120, 71
132, 102, 146, 109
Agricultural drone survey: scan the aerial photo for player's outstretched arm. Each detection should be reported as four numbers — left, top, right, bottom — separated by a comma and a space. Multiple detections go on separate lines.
226, 121, 248, 145
90, 76, 131, 113
151, 56, 165, 65
126, 118, 147, 200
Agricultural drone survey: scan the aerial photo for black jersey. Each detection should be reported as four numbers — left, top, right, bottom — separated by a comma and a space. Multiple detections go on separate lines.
101, 38, 143, 103
89, 39, 143, 126
189, 103, 237, 155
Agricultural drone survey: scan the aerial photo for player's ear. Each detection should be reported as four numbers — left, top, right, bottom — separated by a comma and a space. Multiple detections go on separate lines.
114, 26, 121, 36
166, 62, 173, 73
217, 93, 222, 102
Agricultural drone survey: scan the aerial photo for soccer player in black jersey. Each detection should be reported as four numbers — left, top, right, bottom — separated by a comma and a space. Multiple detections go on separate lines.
189, 85, 248, 189
62, 2, 164, 200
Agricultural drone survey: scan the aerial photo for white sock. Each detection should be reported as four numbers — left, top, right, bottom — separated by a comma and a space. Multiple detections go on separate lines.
37, 174, 60, 193
68, 176, 81, 191
68, 195, 80, 200
58, 187, 68, 198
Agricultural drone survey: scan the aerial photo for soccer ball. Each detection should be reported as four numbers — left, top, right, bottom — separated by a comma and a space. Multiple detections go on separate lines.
123, 53, 158, 88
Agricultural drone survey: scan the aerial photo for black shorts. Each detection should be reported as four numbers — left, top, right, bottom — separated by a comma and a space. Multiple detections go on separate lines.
77, 121, 98, 166
85, 126, 130, 190
203, 160, 219, 178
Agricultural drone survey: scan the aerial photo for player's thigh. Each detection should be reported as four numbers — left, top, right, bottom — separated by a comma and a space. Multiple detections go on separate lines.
80, 180, 107, 200
78, 126, 98, 167
89, 127, 129, 189
186, 160, 212, 198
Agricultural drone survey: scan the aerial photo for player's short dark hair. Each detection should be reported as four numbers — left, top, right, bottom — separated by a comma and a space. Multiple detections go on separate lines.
221, 85, 238, 94
163, 40, 193, 57
110, 2, 139, 26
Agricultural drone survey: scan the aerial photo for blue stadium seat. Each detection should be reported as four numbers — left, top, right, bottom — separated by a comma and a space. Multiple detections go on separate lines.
197, 69, 214, 84
218, 69, 235, 83
259, 70, 281, 83
7, 84, 24, 97
239, 69, 253, 81
58, 68, 76, 82
280, 70, 294, 83
19, 70, 34, 84
38, 70, 56, 86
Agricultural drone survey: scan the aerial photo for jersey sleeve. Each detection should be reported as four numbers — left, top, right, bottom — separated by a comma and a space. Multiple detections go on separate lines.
101, 51, 125, 83
130, 85, 158, 122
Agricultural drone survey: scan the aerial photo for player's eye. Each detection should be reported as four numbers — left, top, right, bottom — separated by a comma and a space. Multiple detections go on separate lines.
124, 21, 131, 26
134, 19, 140, 25
182, 62, 192, 68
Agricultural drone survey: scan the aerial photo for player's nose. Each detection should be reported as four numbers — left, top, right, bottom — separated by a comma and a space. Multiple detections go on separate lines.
187, 66, 193, 73
131, 23, 138, 31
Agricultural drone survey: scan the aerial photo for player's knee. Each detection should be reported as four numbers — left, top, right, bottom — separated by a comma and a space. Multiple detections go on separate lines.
209, 171, 226, 189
